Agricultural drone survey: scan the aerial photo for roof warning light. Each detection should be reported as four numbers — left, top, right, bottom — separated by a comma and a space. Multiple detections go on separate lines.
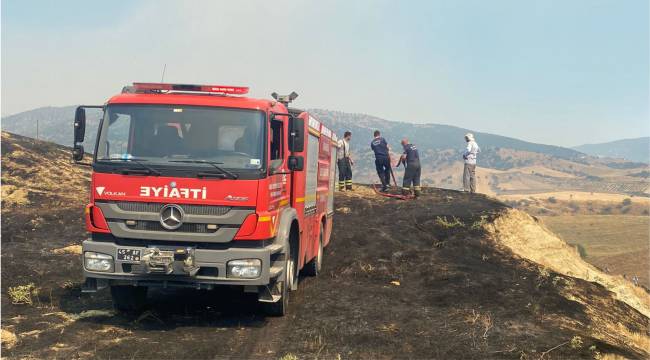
129, 82, 249, 95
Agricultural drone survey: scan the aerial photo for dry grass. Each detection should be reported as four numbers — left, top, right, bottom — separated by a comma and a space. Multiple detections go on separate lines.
603, 322, 650, 357
1, 132, 91, 208
1, 184, 30, 206
484, 209, 650, 358
1, 328, 18, 349
500, 190, 650, 216
600, 354, 628, 360
51, 245, 82, 255
484, 209, 650, 318
501, 191, 650, 203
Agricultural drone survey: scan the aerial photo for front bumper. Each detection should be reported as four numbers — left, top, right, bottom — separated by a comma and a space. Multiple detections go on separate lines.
82, 239, 283, 289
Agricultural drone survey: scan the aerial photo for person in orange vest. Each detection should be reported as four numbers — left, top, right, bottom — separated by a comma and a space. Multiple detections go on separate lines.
336, 131, 354, 191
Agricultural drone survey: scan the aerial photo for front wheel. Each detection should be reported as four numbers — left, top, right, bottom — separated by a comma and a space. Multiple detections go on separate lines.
110, 285, 148, 312
303, 223, 324, 276
262, 245, 295, 316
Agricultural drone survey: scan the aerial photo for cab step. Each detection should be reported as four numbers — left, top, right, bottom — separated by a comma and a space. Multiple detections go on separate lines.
269, 265, 284, 278
267, 243, 284, 254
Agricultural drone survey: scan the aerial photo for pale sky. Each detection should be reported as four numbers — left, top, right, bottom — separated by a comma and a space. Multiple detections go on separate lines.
1, 0, 648, 146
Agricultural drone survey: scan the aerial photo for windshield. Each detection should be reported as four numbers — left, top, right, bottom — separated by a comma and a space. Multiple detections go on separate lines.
96, 104, 265, 170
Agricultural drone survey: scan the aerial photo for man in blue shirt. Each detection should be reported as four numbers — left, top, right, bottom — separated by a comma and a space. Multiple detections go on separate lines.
399, 138, 421, 197
370, 130, 391, 191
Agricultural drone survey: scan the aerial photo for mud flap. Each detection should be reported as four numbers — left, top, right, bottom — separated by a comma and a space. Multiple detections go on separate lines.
290, 270, 298, 291
258, 283, 282, 303
81, 277, 109, 293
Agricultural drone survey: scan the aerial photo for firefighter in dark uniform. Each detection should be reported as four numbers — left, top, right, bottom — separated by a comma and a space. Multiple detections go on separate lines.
370, 130, 391, 192
336, 131, 353, 191
399, 138, 421, 197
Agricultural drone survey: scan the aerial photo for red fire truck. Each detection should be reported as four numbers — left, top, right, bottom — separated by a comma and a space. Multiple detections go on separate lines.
72, 83, 337, 315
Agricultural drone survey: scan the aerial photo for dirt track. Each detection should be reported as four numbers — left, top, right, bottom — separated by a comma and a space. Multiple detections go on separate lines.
2, 133, 648, 359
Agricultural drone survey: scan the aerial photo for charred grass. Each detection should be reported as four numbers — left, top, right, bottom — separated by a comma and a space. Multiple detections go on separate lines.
1, 134, 648, 359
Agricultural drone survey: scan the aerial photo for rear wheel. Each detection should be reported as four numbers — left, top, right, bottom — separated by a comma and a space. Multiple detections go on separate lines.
303, 223, 324, 276
262, 244, 295, 316
110, 285, 148, 312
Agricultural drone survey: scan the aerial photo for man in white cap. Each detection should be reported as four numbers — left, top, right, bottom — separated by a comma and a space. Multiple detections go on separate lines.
462, 133, 480, 193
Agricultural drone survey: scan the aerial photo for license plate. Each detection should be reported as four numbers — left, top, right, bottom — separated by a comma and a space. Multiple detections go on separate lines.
117, 249, 141, 262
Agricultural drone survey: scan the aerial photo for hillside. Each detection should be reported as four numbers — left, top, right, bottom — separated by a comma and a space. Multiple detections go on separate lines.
2, 132, 649, 359
2, 105, 582, 160
574, 137, 650, 163
1, 106, 102, 154
309, 110, 648, 196
310, 109, 584, 160
3, 106, 648, 197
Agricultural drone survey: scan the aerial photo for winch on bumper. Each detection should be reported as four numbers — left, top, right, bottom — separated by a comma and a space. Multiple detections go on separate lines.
81, 239, 285, 291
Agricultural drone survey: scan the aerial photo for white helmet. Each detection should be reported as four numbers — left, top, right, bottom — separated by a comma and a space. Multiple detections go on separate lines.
465, 133, 475, 141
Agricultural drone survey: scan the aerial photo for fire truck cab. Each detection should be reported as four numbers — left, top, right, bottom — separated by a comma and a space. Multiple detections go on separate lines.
73, 83, 337, 316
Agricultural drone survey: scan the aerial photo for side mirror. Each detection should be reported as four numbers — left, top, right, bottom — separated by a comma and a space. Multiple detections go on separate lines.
288, 155, 304, 171
74, 106, 86, 144
288, 117, 304, 153
72, 144, 85, 162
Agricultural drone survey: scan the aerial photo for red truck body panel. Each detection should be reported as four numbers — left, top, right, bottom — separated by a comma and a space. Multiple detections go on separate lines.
85, 88, 336, 275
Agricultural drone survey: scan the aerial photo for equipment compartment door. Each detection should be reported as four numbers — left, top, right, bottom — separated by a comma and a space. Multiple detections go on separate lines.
305, 133, 319, 214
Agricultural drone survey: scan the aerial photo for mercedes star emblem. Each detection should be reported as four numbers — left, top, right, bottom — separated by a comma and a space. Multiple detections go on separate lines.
160, 204, 184, 230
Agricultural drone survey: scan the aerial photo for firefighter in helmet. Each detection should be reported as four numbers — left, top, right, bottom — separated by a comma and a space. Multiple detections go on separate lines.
399, 138, 421, 197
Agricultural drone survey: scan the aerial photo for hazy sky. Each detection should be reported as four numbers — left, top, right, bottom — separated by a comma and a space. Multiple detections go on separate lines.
1, 0, 648, 146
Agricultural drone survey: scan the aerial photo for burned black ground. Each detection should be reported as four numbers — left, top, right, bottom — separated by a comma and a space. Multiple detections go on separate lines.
1, 133, 647, 359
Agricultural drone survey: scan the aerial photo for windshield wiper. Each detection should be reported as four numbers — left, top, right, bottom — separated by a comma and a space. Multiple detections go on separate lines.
168, 160, 239, 179
97, 158, 161, 176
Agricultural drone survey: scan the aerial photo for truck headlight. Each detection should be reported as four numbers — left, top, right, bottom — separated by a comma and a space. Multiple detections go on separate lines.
227, 259, 261, 279
84, 252, 114, 272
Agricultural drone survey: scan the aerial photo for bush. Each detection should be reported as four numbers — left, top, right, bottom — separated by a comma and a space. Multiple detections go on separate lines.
575, 244, 587, 259
8, 283, 37, 305
547, 196, 557, 204
435, 216, 465, 229
622, 198, 632, 206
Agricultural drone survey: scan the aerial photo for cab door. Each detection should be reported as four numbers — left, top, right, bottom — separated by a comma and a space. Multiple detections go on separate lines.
267, 113, 291, 216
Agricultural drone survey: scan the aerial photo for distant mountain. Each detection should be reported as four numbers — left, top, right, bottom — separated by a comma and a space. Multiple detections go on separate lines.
2, 105, 647, 195
574, 137, 650, 163
310, 109, 584, 160
2, 105, 584, 161
1, 106, 102, 153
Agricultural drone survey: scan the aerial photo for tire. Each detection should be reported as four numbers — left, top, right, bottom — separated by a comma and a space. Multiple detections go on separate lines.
110, 285, 148, 312
262, 243, 295, 316
303, 223, 324, 276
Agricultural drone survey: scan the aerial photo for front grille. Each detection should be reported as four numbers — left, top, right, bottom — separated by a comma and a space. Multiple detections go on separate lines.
114, 201, 231, 216
127, 221, 216, 233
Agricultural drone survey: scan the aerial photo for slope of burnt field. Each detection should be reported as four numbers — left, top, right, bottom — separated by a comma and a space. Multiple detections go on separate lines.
1, 133, 648, 359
